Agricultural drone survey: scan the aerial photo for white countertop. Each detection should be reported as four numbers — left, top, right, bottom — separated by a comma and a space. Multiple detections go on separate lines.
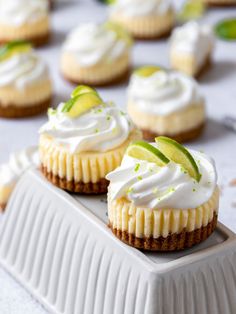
0, 0, 236, 313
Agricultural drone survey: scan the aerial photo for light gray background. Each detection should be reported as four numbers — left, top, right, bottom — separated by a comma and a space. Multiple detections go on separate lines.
0, 0, 236, 312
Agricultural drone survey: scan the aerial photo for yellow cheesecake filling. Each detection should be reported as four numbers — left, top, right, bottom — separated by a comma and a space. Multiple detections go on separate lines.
170, 50, 212, 77
61, 52, 130, 84
108, 187, 219, 238
0, 79, 52, 107
128, 101, 205, 135
40, 129, 141, 183
0, 16, 50, 41
110, 9, 174, 38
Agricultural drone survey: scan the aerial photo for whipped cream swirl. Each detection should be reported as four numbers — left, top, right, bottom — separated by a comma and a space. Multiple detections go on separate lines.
110, 0, 172, 17
39, 103, 134, 153
62, 23, 130, 67
170, 22, 214, 67
0, 0, 49, 26
0, 51, 50, 89
107, 145, 217, 209
128, 70, 203, 116
0, 147, 39, 189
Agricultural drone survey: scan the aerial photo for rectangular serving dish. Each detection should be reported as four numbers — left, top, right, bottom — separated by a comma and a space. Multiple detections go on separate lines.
0, 169, 236, 314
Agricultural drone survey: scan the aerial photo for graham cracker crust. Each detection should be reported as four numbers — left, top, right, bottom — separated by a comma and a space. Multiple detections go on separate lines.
196, 56, 212, 79
0, 97, 52, 119
134, 28, 172, 40
142, 122, 205, 143
0, 32, 50, 47
205, 0, 236, 6
41, 166, 109, 194
0, 203, 6, 212
109, 213, 218, 251
62, 67, 130, 87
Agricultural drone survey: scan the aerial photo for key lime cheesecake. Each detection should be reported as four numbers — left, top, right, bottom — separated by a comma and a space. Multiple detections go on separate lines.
61, 22, 132, 86
0, 147, 39, 211
170, 22, 214, 77
108, 0, 175, 39
0, 0, 50, 46
106, 137, 219, 251
127, 66, 205, 142
39, 85, 141, 194
0, 41, 52, 118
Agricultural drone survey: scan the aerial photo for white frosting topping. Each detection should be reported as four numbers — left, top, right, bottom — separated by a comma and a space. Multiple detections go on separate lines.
128, 70, 203, 116
62, 23, 130, 67
107, 145, 217, 209
39, 103, 134, 153
110, 0, 172, 17
0, 51, 50, 89
0, 147, 39, 188
0, 0, 48, 26
170, 22, 214, 66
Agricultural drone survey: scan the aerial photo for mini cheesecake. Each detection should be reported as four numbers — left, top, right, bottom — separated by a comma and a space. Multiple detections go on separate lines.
0, 0, 50, 46
108, 0, 175, 39
170, 21, 214, 77
61, 22, 132, 86
39, 85, 141, 194
127, 66, 205, 142
0, 41, 52, 118
0, 147, 39, 211
106, 138, 219, 251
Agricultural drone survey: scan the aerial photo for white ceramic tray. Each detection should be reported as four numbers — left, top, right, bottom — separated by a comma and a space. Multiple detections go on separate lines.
0, 169, 236, 314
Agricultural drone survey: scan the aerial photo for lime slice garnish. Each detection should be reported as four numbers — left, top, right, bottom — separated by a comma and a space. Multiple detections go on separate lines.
0, 41, 32, 62
215, 18, 236, 41
155, 136, 201, 182
178, 0, 205, 22
134, 65, 163, 78
104, 21, 133, 46
126, 141, 170, 167
71, 85, 98, 98
62, 92, 103, 118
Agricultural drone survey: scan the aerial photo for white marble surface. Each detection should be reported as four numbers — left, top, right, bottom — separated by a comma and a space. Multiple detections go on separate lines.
0, 0, 236, 313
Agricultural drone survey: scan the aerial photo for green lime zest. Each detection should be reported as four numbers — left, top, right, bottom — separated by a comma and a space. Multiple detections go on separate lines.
215, 18, 236, 41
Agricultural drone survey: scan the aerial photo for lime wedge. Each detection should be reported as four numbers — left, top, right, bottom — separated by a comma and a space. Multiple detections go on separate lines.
178, 0, 205, 22
71, 85, 98, 98
126, 141, 170, 167
215, 19, 236, 41
155, 136, 201, 182
0, 41, 32, 62
134, 65, 162, 78
104, 21, 133, 46
62, 93, 103, 118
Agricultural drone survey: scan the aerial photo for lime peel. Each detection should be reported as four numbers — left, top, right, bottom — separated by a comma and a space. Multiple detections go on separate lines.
126, 141, 170, 167
155, 136, 201, 182
178, 0, 206, 22
215, 18, 236, 41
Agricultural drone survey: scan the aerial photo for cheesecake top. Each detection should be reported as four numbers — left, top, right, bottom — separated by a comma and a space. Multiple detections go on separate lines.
128, 68, 203, 115
107, 140, 217, 209
109, 0, 172, 17
62, 22, 132, 67
0, 0, 48, 26
39, 86, 134, 154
